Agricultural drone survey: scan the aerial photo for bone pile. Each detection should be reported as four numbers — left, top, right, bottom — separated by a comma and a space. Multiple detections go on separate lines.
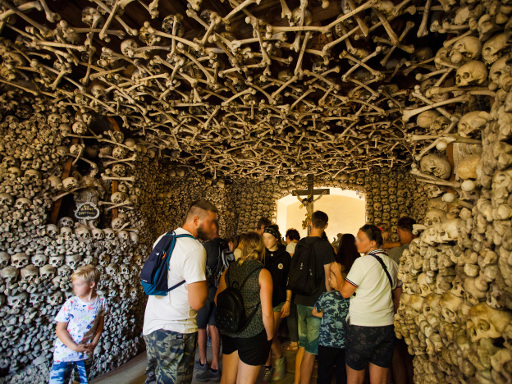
0, 0, 449, 179
395, 1, 512, 382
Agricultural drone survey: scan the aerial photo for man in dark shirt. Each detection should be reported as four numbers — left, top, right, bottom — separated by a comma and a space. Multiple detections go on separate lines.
293, 211, 336, 384
195, 222, 225, 382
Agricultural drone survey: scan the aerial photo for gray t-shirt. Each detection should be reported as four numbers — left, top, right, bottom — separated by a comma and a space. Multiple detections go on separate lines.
387, 244, 409, 265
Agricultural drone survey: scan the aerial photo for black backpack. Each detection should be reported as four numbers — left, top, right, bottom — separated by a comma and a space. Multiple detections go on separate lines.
288, 238, 320, 296
215, 264, 262, 333
207, 242, 235, 288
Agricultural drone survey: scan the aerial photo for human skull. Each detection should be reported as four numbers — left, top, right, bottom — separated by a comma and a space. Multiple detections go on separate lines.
29, 293, 44, 307
424, 184, 444, 199
292, 6, 312, 26
118, 230, 129, 241
455, 60, 488, 87
60, 226, 73, 239
11, 253, 29, 269
65, 254, 81, 270
111, 218, 124, 231
105, 263, 117, 276
129, 231, 139, 244
0, 193, 14, 206
424, 208, 447, 226
40, 265, 57, 280
119, 264, 130, 275
373, 202, 383, 211
7, 292, 28, 308
450, 36, 482, 65
6, 166, 21, 180
47, 113, 62, 129
489, 55, 512, 91
47, 291, 64, 306
69, 144, 84, 157
74, 226, 90, 241
46, 224, 59, 237
0, 252, 9, 268
103, 228, 116, 240
15, 198, 31, 210
440, 292, 463, 323
98, 252, 110, 266
49, 255, 65, 268
20, 265, 39, 282
467, 303, 512, 343
24, 169, 41, 183
91, 227, 104, 240
111, 192, 126, 204
62, 177, 79, 191
1, 266, 18, 283
58, 217, 74, 228
420, 154, 452, 179
457, 111, 491, 138
120, 39, 139, 58
482, 32, 512, 65
71, 120, 88, 135
31, 252, 48, 267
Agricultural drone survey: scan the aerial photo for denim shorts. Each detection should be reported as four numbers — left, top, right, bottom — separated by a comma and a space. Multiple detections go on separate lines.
49, 359, 92, 384
296, 304, 321, 355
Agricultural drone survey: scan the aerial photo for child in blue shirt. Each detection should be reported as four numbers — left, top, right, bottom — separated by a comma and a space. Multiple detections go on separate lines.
313, 264, 349, 384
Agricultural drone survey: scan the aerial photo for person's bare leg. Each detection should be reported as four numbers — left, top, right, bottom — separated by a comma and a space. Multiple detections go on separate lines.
294, 347, 304, 384
236, 359, 262, 384
198, 328, 208, 365
220, 352, 239, 384
210, 325, 221, 370
391, 343, 405, 384
346, 365, 365, 384
272, 313, 283, 359
299, 351, 315, 384
368, 363, 388, 384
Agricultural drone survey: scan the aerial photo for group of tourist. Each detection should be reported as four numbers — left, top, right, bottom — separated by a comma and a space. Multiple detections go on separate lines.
47, 199, 416, 384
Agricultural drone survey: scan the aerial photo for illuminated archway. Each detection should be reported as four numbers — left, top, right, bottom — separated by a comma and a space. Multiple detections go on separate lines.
276, 188, 366, 242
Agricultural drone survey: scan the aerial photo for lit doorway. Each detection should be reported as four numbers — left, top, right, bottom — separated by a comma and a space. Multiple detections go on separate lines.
276, 188, 366, 242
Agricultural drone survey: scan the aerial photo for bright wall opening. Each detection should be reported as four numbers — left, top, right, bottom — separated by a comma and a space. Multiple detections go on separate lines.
276, 188, 366, 242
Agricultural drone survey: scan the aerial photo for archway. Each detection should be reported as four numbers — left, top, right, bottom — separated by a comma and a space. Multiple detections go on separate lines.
276, 188, 366, 242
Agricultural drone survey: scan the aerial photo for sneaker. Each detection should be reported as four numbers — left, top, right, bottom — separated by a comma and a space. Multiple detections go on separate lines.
196, 368, 221, 382
263, 366, 273, 384
272, 356, 286, 382
194, 360, 209, 373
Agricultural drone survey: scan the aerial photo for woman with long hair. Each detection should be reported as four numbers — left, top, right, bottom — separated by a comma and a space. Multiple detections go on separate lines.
336, 234, 360, 274
215, 232, 274, 384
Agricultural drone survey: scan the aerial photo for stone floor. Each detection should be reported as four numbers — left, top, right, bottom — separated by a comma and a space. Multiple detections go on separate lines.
91, 343, 314, 384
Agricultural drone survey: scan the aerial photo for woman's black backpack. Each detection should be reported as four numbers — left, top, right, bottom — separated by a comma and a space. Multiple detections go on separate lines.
215, 264, 262, 333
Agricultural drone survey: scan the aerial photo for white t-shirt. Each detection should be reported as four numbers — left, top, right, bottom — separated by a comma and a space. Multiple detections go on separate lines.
143, 228, 206, 335
345, 251, 399, 327
53, 296, 108, 362
286, 242, 297, 255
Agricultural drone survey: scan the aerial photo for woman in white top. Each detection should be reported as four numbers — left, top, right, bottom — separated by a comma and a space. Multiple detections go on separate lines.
331, 224, 401, 384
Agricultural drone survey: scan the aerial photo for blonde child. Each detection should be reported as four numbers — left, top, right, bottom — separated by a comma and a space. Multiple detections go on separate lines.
49, 265, 107, 384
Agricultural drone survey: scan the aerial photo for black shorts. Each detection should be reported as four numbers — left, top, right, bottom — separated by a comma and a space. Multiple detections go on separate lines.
196, 287, 217, 329
345, 324, 395, 370
222, 330, 271, 366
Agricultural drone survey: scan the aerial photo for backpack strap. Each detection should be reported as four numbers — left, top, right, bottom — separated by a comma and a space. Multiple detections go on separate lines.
164, 231, 196, 292
369, 251, 393, 289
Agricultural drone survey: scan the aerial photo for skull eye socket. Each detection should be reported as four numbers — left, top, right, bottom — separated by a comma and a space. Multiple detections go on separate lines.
478, 320, 490, 332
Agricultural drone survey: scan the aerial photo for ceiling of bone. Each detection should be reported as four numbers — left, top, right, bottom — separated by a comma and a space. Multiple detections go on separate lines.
0, 0, 471, 178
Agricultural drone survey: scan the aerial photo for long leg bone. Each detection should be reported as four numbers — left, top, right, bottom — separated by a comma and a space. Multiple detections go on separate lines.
402, 95, 471, 122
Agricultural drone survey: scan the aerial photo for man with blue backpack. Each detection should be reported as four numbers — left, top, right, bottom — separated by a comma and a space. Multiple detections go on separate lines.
142, 200, 218, 384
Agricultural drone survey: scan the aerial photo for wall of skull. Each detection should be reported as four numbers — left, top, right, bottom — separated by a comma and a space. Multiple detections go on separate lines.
394, 1, 512, 383
0, 0, 511, 382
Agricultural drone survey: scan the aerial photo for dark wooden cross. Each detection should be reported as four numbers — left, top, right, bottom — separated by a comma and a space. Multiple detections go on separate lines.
292, 174, 330, 233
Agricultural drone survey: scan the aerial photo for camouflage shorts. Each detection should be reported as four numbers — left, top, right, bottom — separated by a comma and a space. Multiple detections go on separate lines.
144, 330, 198, 384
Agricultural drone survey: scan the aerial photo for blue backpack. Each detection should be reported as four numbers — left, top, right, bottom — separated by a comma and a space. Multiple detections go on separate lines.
141, 231, 195, 296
